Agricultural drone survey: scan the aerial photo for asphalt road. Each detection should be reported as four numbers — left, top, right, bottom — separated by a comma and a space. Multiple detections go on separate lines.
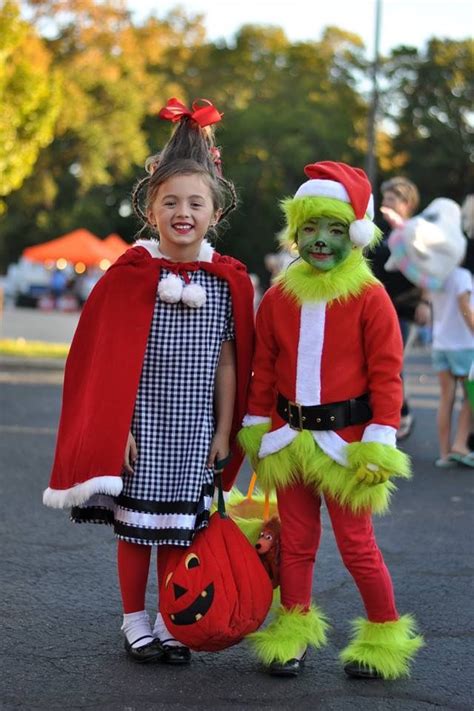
1, 352, 473, 710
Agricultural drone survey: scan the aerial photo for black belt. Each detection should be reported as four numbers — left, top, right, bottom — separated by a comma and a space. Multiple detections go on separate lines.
276, 392, 372, 431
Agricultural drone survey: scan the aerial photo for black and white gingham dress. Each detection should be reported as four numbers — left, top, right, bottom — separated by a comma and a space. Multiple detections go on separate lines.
112, 267, 234, 546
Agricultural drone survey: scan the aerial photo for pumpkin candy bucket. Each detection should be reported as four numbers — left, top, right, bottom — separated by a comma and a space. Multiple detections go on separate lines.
159, 475, 273, 651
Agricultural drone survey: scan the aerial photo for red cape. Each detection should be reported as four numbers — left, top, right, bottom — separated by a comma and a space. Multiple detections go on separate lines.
44, 246, 255, 508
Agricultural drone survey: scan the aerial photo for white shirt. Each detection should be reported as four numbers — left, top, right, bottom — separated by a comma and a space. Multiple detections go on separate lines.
430, 267, 474, 350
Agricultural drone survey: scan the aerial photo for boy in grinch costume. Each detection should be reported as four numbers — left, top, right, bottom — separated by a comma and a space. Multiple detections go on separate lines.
238, 161, 423, 679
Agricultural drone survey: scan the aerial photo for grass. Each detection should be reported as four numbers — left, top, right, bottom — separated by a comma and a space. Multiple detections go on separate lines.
0, 338, 69, 359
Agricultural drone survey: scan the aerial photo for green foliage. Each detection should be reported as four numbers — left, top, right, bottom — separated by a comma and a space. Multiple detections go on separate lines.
0, 3, 471, 280
380, 38, 474, 204
0, 1, 61, 200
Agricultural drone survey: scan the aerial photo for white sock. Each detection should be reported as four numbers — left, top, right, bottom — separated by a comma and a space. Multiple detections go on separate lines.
121, 610, 154, 649
153, 612, 182, 647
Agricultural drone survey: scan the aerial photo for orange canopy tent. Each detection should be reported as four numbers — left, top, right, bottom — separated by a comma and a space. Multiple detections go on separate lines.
22, 229, 117, 268
103, 233, 130, 259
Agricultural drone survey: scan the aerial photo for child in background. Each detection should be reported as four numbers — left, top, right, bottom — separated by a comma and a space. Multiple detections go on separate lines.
430, 263, 474, 467
43, 98, 254, 663
384, 196, 474, 467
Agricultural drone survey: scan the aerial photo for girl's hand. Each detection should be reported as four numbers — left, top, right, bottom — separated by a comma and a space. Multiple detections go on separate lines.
123, 431, 137, 475
207, 432, 230, 471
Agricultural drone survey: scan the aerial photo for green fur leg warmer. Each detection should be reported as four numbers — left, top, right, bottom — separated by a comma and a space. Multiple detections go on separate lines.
248, 605, 329, 664
340, 614, 424, 679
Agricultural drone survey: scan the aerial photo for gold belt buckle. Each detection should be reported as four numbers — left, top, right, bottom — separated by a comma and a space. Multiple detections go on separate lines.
288, 400, 303, 431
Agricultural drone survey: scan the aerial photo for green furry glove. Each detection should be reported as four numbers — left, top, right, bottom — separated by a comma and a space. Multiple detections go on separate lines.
355, 463, 391, 485
237, 422, 271, 469
346, 441, 411, 484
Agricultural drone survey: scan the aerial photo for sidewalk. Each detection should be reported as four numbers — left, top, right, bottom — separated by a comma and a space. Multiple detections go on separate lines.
0, 304, 79, 344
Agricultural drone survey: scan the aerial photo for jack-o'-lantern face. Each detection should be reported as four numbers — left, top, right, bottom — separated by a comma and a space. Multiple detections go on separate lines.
159, 513, 274, 652
163, 553, 215, 625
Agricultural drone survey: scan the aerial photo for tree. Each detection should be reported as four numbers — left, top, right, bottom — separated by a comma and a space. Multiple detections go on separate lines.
0, 1, 206, 267
169, 25, 368, 279
0, 1, 61, 202
380, 38, 474, 205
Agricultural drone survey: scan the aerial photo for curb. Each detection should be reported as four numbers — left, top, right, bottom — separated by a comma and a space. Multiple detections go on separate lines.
0, 355, 66, 371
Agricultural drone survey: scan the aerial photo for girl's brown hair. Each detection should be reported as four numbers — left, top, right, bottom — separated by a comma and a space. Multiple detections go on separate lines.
132, 116, 236, 234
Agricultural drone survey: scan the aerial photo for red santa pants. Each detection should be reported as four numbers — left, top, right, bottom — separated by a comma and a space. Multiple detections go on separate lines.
277, 480, 398, 622
117, 541, 177, 613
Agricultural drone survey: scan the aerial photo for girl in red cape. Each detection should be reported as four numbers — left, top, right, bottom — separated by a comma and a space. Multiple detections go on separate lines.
43, 99, 254, 664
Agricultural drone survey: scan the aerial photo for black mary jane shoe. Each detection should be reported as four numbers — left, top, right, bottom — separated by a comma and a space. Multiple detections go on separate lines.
344, 661, 382, 679
268, 653, 306, 678
161, 642, 192, 665
124, 636, 164, 663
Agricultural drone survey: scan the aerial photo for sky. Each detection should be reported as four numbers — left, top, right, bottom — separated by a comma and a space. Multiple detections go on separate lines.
132, 0, 472, 55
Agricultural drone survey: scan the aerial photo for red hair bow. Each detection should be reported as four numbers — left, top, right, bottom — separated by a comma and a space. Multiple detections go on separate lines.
158, 98, 223, 128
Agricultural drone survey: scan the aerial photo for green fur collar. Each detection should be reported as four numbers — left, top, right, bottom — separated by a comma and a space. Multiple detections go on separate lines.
276, 249, 379, 304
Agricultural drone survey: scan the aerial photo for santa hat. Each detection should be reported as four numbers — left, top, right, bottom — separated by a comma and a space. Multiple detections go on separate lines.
294, 161, 375, 247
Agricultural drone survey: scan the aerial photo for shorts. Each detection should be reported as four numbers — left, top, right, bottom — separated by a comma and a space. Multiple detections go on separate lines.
431, 349, 474, 377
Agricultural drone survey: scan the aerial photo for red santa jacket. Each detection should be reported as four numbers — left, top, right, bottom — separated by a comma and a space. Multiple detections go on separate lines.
243, 281, 403, 466
43, 241, 254, 509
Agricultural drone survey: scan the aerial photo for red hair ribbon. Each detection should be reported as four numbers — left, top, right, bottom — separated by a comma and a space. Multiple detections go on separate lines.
158, 98, 223, 128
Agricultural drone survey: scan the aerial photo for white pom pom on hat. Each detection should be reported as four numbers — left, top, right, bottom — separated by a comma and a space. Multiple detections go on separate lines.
294, 161, 376, 247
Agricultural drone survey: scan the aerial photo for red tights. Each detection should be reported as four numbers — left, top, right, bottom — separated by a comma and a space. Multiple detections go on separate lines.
117, 540, 176, 614
277, 481, 398, 623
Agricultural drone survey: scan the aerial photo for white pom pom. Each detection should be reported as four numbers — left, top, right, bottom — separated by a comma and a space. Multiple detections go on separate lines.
181, 283, 206, 309
349, 219, 375, 247
158, 274, 183, 303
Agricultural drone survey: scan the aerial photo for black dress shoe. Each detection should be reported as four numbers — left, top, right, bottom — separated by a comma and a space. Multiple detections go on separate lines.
344, 661, 382, 679
161, 644, 192, 665
124, 636, 164, 663
268, 653, 306, 677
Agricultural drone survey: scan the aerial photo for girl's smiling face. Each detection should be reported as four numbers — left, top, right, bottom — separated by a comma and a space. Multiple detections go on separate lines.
297, 217, 351, 271
148, 173, 219, 261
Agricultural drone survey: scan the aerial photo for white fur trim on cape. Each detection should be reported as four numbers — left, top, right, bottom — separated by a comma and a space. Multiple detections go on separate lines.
242, 414, 271, 427
43, 476, 123, 509
181, 283, 207, 308
362, 423, 397, 447
133, 239, 214, 262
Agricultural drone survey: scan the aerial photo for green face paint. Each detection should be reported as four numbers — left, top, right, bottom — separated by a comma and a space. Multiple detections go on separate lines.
297, 217, 351, 271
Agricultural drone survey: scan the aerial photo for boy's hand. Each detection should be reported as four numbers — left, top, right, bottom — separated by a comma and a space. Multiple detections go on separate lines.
355, 463, 390, 485
123, 431, 137, 475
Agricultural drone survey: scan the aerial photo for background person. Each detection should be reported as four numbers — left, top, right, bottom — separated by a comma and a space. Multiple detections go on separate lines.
370, 176, 428, 441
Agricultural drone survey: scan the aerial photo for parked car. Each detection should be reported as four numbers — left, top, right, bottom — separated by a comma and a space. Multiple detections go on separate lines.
4, 259, 71, 307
